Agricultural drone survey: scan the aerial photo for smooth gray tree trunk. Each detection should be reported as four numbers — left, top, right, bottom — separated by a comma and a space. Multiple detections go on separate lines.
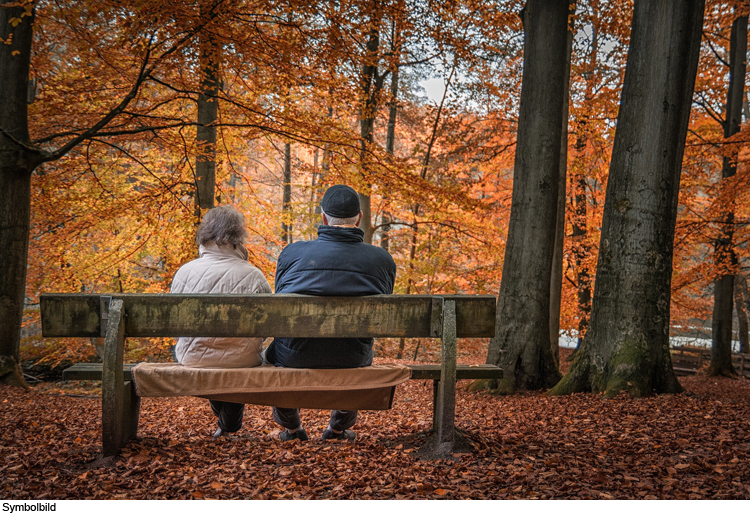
485, 0, 569, 392
551, 0, 704, 397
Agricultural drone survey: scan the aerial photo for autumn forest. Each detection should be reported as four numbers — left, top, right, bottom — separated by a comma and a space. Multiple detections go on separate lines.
2, 0, 750, 502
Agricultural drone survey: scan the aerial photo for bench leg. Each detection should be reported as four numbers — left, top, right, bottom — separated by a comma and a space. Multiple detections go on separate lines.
432, 380, 439, 431
434, 299, 457, 450
102, 299, 130, 457
124, 381, 141, 440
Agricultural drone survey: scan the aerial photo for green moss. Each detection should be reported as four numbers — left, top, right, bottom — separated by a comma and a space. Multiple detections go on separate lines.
488, 377, 516, 395
465, 378, 494, 392
547, 350, 591, 396
602, 339, 651, 398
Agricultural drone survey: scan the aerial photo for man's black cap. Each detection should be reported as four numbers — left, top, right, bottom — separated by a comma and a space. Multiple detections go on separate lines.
320, 184, 361, 218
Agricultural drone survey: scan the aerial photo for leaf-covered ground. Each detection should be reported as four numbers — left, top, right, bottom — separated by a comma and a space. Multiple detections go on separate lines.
2, 349, 750, 500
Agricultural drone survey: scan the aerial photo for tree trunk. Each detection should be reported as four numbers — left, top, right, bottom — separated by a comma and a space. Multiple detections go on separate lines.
358, 1, 384, 245
735, 280, 749, 353
309, 148, 318, 232
282, 142, 292, 244
314, 104, 334, 229
550, 0, 704, 397
195, 3, 221, 212
571, 134, 592, 340
740, 276, 750, 351
571, 7, 598, 343
485, 0, 569, 393
380, 19, 401, 253
709, 12, 746, 377
549, 12, 573, 366
0, 1, 36, 387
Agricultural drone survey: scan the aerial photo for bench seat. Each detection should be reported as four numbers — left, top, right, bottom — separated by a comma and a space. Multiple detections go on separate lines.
63, 362, 504, 382
63, 362, 503, 411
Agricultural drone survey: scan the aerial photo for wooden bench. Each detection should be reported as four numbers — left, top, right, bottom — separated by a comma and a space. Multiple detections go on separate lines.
41, 293, 501, 456
671, 345, 750, 378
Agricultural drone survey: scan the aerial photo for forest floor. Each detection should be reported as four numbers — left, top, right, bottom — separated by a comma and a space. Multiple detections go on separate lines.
1, 345, 749, 500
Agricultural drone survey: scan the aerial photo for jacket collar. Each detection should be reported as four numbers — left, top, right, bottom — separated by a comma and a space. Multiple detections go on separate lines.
317, 224, 365, 243
199, 241, 248, 261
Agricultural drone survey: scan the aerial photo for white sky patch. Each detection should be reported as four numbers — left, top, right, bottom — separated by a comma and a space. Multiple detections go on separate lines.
419, 77, 447, 103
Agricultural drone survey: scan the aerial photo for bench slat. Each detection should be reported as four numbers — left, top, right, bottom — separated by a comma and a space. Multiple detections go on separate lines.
62, 362, 503, 382
41, 294, 496, 339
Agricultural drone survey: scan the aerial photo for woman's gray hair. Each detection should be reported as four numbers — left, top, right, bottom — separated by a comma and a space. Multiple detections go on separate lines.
322, 211, 360, 226
196, 206, 248, 247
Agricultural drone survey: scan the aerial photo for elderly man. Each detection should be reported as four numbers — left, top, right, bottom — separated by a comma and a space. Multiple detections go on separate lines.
265, 184, 397, 441
171, 205, 272, 438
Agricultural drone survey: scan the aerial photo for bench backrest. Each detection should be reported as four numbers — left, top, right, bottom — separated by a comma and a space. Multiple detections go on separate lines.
40, 293, 496, 339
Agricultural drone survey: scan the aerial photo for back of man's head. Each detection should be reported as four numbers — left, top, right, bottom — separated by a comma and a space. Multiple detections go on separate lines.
320, 185, 361, 226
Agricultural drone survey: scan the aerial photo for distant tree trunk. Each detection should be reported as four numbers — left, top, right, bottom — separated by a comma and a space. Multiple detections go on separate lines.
309, 148, 319, 230
397, 203, 420, 359
735, 280, 749, 353
571, 133, 592, 340
709, 12, 746, 377
0, 1, 37, 387
571, 8, 599, 343
550, 0, 704, 397
485, 0, 568, 393
739, 276, 750, 352
550, 11, 573, 366
282, 142, 292, 244
314, 104, 334, 228
380, 18, 401, 253
358, 1, 385, 244
195, 2, 221, 212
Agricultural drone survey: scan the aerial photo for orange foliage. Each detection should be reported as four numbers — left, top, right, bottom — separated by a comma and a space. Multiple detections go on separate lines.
17, 0, 750, 368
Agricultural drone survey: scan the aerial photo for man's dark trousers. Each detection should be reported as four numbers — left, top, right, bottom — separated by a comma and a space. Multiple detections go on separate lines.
273, 407, 358, 432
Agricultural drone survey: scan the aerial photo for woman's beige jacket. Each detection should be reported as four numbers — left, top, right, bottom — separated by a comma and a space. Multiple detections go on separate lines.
170, 242, 271, 368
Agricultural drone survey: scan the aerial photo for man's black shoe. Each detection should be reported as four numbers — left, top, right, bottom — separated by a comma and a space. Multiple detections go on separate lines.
279, 428, 309, 441
322, 428, 356, 441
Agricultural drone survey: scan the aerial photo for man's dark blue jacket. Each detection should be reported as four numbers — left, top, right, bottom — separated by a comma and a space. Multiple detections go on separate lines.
265, 225, 397, 368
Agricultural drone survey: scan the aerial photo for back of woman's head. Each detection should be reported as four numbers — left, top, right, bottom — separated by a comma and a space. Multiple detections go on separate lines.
196, 206, 248, 247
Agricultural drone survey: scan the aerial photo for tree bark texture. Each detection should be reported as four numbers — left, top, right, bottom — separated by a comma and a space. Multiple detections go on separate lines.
195, 4, 221, 211
0, 1, 37, 387
485, 0, 569, 392
709, 13, 746, 377
549, 14, 573, 365
550, 0, 704, 397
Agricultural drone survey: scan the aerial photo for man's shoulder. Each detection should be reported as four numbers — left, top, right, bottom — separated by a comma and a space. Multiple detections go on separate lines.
359, 243, 396, 265
278, 239, 315, 261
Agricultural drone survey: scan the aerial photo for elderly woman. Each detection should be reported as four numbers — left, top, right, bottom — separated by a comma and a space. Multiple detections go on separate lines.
170, 205, 271, 438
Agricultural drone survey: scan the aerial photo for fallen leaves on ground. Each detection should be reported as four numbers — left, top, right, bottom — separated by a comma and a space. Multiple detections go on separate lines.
2, 351, 749, 500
